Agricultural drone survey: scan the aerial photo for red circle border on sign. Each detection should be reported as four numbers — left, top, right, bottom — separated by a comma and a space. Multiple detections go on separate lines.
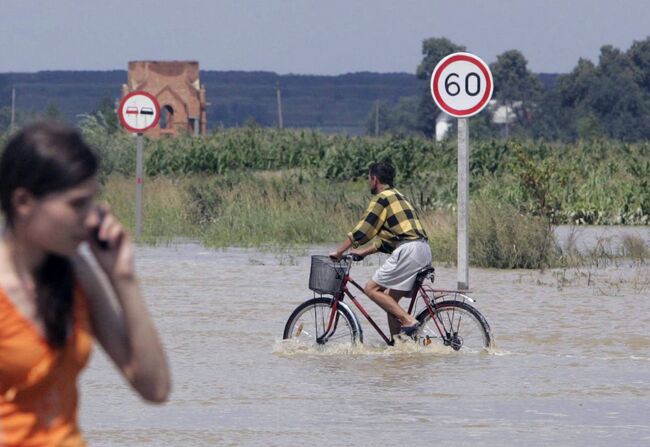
118, 90, 161, 133
431, 53, 493, 118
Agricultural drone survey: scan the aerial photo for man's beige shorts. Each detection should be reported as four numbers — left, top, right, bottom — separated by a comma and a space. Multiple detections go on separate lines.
372, 240, 432, 292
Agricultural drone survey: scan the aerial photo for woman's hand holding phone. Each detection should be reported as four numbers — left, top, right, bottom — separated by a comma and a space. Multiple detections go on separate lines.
90, 205, 135, 281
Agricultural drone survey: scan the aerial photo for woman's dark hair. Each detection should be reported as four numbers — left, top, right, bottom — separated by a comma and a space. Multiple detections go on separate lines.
0, 121, 99, 348
368, 161, 395, 187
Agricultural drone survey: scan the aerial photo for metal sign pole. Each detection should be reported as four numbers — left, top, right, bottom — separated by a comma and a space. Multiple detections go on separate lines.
457, 118, 469, 290
135, 133, 144, 241
430, 52, 492, 291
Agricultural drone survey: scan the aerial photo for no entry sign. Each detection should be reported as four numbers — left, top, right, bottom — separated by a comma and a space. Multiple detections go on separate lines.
118, 91, 160, 133
117, 90, 161, 241
430, 52, 493, 118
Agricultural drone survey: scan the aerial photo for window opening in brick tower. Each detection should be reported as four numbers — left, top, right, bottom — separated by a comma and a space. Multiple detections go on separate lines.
161, 105, 174, 129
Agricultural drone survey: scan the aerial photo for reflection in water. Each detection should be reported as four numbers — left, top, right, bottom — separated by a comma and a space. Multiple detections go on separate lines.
80, 243, 650, 446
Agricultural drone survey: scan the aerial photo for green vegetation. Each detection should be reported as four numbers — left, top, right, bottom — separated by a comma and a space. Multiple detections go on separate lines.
82, 121, 650, 226
76, 122, 649, 268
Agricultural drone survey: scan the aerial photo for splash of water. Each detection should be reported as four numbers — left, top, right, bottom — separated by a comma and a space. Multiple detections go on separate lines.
271, 338, 499, 357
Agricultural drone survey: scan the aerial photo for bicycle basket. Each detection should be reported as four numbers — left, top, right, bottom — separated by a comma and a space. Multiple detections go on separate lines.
308, 255, 351, 295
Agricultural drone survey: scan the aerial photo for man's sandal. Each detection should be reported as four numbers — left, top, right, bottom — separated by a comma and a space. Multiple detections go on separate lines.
398, 324, 420, 340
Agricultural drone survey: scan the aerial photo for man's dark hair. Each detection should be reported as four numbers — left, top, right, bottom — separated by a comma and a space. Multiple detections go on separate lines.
368, 161, 395, 187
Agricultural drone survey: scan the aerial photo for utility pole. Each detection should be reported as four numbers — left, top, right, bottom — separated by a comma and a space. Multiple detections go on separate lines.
276, 81, 283, 129
504, 100, 510, 138
10, 87, 15, 132
374, 101, 379, 137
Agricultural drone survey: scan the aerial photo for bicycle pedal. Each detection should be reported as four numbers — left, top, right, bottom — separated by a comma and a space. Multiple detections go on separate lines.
394, 334, 416, 344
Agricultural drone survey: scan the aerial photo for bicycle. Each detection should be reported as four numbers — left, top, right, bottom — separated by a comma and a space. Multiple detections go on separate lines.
283, 254, 493, 351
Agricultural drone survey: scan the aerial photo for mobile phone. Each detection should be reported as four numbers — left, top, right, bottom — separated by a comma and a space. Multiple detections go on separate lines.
92, 227, 109, 250
92, 207, 108, 250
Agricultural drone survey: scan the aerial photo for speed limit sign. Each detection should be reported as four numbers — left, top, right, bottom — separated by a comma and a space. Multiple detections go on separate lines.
430, 52, 493, 118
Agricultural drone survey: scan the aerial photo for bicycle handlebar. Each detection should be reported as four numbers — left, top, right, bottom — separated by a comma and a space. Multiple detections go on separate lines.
329, 253, 363, 262
342, 253, 364, 262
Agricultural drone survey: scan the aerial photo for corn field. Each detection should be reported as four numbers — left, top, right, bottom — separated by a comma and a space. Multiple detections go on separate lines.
78, 118, 650, 225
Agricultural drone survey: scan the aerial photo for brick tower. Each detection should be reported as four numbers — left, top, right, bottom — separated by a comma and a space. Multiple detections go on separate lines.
122, 61, 207, 137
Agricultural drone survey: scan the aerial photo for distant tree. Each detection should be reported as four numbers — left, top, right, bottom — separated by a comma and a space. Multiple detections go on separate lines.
490, 50, 544, 137
575, 112, 604, 140
44, 102, 62, 120
92, 96, 119, 133
598, 45, 638, 80
244, 116, 261, 128
592, 45, 650, 140
555, 58, 598, 109
531, 86, 576, 140
538, 58, 595, 139
415, 37, 465, 137
628, 37, 650, 91
548, 45, 650, 141
538, 40, 650, 141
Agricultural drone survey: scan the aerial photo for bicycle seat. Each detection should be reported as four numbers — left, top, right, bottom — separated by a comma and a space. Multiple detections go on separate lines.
415, 266, 435, 281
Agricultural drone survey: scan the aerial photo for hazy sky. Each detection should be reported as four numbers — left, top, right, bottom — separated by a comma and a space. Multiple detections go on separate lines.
1, 0, 649, 75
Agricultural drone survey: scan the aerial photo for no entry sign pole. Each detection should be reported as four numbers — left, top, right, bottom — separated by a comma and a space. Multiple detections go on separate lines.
135, 133, 144, 239
431, 53, 493, 290
118, 91, 161, 241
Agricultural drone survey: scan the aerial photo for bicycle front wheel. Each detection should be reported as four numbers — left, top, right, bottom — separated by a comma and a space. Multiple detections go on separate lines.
283, 297, 362, 346
416, 300, 492, 352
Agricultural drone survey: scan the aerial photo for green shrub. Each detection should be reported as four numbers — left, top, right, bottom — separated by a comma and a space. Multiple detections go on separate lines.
470, 199, 559, 269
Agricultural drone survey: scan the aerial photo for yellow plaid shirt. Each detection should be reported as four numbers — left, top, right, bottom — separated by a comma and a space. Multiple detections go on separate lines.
347, 188, 428, 254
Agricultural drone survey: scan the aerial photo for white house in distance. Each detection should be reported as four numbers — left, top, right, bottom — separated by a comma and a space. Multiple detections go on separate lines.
435, 100, 521, 141
491, 100, 520, 126
435, 114, 452, 141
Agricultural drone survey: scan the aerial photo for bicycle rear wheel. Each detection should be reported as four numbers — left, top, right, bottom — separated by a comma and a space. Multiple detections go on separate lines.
283, 297, 362, 346
416, 300, 492, 352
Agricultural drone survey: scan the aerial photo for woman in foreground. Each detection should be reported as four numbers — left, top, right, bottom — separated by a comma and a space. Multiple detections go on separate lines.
0, 121, 170, 446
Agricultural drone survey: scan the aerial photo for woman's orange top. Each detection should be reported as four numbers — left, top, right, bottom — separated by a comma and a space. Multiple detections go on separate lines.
0, 286, 93, 447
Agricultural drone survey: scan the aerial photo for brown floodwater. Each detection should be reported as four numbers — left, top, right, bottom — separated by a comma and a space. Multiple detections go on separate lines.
80, 237, 650, 446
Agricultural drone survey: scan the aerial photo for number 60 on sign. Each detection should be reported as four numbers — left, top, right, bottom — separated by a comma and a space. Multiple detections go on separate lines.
430, 52, 493, 118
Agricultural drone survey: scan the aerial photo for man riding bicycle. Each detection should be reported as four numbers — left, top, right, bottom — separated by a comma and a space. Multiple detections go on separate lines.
330, 161, 432, 339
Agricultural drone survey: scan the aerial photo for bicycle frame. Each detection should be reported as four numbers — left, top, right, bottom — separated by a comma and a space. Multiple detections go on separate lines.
319, 269, 463, 346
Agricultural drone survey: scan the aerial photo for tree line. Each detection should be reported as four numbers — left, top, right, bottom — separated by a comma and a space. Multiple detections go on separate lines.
370, 36, 650, 142
0, 71, 419, 134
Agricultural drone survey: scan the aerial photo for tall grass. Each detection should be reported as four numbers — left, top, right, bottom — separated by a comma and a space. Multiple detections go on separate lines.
421, 201, 559, 269
185, 173, 364, 246
100, 176, 197, 243
470, 199, 558, 268
101, 173, 569, 269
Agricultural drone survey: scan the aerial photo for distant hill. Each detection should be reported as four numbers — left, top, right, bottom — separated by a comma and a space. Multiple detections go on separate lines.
0, 70, 423, 135
0, 70, 559, 135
